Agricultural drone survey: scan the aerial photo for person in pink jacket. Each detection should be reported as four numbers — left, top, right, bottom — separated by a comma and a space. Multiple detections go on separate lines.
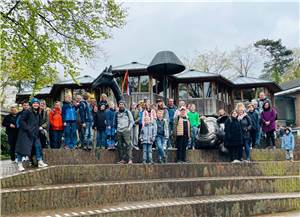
142, 102, 157, 127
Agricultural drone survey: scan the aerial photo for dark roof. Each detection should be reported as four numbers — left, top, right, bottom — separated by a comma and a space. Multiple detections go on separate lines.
147, 51, 185, 77
17, 75, 94, 97
172, 69, 234, 86
280, 78, 300, 90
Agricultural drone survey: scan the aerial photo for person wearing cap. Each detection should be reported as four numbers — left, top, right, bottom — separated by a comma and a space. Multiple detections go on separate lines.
114, 100, 134, 164
281, 127, 295, 161
174, 106, 191, 163
15, 98, 48, 171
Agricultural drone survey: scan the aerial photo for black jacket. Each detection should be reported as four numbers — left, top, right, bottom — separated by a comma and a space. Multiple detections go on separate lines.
15, 109, 41, 156
2, 114, 18, 145
224, 117, 243, 147
239, 115, 252, 139
247, 111, 259, 132
93, 110, 106, 130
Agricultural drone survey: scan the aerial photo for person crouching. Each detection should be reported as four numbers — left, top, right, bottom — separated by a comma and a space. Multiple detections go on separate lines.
140, 116, 157, 164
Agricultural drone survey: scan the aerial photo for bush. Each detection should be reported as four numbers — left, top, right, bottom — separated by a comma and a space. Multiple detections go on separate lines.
0, 127, 10, 156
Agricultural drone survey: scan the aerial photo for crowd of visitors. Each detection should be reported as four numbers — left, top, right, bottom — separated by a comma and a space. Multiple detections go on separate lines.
2, 91, 295, 172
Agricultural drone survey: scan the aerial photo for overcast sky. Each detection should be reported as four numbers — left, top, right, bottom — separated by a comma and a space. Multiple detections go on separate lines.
79, 0, 299, 78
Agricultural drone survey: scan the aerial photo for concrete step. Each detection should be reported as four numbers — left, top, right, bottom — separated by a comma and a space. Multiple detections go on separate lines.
42, 148, 288, 165
5, 192, 300, 217
1, 161, 299, 189
1, 176, 300, 215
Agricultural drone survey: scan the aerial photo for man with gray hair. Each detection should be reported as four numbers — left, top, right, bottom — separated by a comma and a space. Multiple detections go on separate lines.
115, 100, 134, 164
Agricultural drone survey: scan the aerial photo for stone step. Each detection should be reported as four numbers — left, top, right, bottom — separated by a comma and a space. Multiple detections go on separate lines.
1, 176, 300, 215
42, 148, 288, 165
1, 161, 299, 189
5, 192, 300, 217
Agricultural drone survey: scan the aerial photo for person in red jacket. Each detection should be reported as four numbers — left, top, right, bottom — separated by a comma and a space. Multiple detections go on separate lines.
49, 101, 64, 149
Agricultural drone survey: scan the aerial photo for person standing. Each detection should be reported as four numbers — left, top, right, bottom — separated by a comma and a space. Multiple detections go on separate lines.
187, 104, 200, 150
247, 103, 259, 149
15, 98, 48, 171
2, 106, 19, 162
99, 93, 109, 109
79, 93, 94, 150
140, 116, 157, 164
105, 101, 117, 149
49, 101, 64, 149
62, 95, 78, 149
130, 102, 140, 150
167, 98, 177, 149
281, 127, 295, 161
157, 99, 169, 122
142, 101, 157, 126
155, 110, 169, 163
39, 100, 50, 148
224, 110, 243, 163
93, 103, 107, 149
236, 103, 252, 162
115, 100, 134, 164
174, 107, 191, 163
257, 91, 272, 113
261, 101, 277, 149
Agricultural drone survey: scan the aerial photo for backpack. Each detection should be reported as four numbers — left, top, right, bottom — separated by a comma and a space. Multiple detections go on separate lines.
114, 109, 130, 128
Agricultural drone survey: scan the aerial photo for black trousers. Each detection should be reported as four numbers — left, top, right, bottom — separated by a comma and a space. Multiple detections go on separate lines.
266, 130, 275, 147
227, 146, 241, 161
250, 130, 257, 147
176, 136, 188, 162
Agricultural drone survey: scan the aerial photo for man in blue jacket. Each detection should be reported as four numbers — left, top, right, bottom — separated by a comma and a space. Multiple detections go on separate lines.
62, 95, 78, 149
79, 93, 94, 150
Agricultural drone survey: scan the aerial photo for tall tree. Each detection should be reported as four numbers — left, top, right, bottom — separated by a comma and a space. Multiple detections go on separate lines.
184, 48, 231, 74
1, 0, 126, 95
281, 48, 300, 83
254, 39, 293, 83
230, 45, 258, 77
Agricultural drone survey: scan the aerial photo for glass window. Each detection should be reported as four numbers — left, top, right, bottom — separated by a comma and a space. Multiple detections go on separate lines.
140, 75, 149, 92
178, 83, 188, 99
187, 83, 203, 98
204, 82, 212, 98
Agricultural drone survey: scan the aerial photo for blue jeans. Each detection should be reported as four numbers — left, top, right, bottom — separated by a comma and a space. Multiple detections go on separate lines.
17, 138, 43, 162
189, 126, 198, 149
80, 122, 93, 148
50, 130, 63, 149
256, 127, 261, 146
96, 129, 106, 148
64, 122, 77, 149
106, 126, 116, 148
244, 138, 251, 161
155, 135, 166, 162
143, 143, 152, 163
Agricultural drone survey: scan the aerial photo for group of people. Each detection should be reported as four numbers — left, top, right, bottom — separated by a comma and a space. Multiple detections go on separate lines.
220, 92, 295, 162
2, 91, 295, 172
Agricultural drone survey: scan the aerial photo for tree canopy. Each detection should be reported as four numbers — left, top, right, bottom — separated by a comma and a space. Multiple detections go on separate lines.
0, 0, 126, 96
254, 39, 293, 83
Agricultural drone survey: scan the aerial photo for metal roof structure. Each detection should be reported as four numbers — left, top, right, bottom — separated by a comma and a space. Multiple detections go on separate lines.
17, 86, 52, 96
280, 78, 300, 90
229, 75, 282, 92
112, 61, 148, 71
56, 75, 94, 85
174, 69, 220, 79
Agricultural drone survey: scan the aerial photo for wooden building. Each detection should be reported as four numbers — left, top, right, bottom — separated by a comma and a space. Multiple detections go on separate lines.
16, 62, 281, 116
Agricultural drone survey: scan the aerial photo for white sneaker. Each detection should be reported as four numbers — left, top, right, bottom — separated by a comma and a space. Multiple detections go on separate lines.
232, 160, 240, 163
38, 160, 48, 168
17, 162, 25, 172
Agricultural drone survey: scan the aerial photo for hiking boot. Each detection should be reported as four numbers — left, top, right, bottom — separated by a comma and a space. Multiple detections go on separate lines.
38, 160, 48, 168
118, 160, 126, 164
17, 162, 25, 172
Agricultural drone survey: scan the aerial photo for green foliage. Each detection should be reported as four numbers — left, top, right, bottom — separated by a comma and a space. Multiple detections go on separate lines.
254, 39, 293, 83
0, 127, 9, 156
0, 0, 126, 95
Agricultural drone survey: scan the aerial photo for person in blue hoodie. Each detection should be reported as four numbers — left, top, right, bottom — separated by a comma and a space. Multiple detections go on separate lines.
79, 93, 94, 150
281, 127, 295, 161
62, 95, 78, 149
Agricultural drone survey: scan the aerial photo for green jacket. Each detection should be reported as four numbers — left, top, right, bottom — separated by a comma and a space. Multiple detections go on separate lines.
187, 111, 200, 127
